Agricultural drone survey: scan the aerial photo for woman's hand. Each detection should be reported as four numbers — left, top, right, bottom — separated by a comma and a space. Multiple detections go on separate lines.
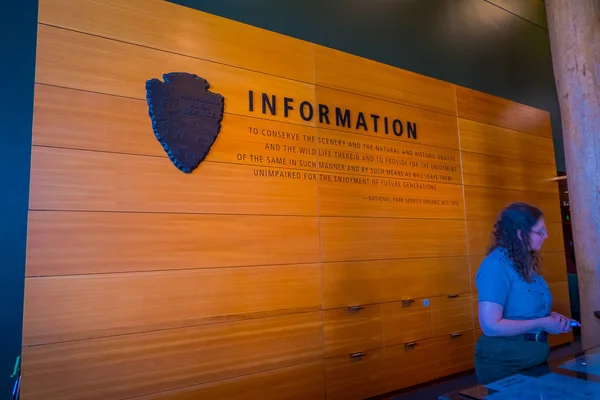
551, 311, 574, 332
551, 311, 578, 332
542, 312, 571, 334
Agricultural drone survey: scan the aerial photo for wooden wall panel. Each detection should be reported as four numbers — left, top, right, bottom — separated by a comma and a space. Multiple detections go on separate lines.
314, 45, 456, 115
319, 178, 465, 219
458, 119, 556, 165
26, 211, 320, 276
23, 264, 321, 346
315, 133, 463, 186
21, 312, 324, 400
315, 86, 459, 150
456, 86, 552, 138
550, 281, 571, 317
33, 84, 319, 167
323, 306, 383, 358
38, 0, 315, 83
33, 84, 164, 156
320, 218, 467, 262
137, 362, 326, 400
430, 293, 474, 336
467, 220, 565, 255
433, 331, 475, 377
322, 257, 471, 309
324, 349, 385, 400
36, 25, 316, 126
549, 332, 574, 348
383, 331, 475, 391
30, 146, 318, 215
317, 127, 462, 178
382, 301, 433, 345
24, 0, 567, 397
382, 340, 438, 393
463, 185, 562, 222
541, 253, 569, 283
462, 152, 559, 193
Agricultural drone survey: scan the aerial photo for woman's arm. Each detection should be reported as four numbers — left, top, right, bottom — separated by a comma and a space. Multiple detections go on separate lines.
479, 301, 568, 336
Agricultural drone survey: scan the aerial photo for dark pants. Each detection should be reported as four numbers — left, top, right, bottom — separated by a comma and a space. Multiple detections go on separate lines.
474, 334, 550, 384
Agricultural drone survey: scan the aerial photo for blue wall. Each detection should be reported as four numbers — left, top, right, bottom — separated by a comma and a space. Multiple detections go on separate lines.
1, 0, 38, 397
170, 0, 564, 172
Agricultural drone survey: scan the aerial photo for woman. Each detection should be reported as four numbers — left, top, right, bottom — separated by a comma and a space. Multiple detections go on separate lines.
474, 202, 574, 384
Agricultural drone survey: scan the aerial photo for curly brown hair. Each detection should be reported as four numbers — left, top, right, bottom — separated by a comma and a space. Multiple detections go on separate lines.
488, 202, 543, 281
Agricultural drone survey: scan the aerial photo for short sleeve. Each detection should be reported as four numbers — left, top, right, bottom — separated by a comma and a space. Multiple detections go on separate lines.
476, 255, 511, 306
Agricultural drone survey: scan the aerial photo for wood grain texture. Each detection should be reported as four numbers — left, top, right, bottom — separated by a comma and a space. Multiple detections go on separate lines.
314, 45, 456, 115
549, 332, 573, 347
23, 264, 321, 346
26, 211, 320, 276
382, 331, 475, 391
317, 127, 462, 178
458, 119, 556, 165
33, 84, 319, 166
33, 84, 164, 156
462, 151, 559, 193
382, 301, 433, 346
21, 312, 324, 400
322, 257, 471, 309
466, 220, 565, 255
319, 178, 465, 219
541, 253, 569, 283
463, 185, 562, 223
382, 340, 438, 393
136, 362, 326, 400
315, 86, 459, 150
25, 2, 564, 396
29, 146, 318, 215
315, 131, 463, 186
38, 0, 315, 83
456, 86, 552, 138
549, 280, 571, 317
36, 25, 316, 126
324, 349, 385, 400
323, 306, 383, 359
430, 293, 474, 336
320, 218, 467, 262
433, 330, 476, 377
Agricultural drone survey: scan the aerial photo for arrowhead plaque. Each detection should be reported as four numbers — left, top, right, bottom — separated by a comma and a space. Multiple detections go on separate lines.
146, 72, 225, 173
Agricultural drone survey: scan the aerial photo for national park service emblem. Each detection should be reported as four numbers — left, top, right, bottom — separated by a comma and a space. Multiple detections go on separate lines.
146, 72, 225, 173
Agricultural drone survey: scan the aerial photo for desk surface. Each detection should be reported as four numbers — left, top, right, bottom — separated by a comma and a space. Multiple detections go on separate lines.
439, 343, 600, 400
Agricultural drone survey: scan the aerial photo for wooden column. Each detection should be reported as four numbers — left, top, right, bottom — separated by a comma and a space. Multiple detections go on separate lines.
545, 0, 600, 350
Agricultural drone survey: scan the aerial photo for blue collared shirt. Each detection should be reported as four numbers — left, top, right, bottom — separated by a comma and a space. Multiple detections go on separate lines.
476, 248, 552, 332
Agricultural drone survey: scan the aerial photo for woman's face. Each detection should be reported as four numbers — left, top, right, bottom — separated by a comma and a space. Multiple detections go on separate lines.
528, 217, 548, 251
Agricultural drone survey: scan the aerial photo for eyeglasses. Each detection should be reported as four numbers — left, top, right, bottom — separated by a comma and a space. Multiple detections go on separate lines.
531, 228, 547, 237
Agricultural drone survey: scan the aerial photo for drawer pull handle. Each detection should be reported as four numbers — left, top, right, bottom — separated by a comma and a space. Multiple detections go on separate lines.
451, 332, 463, 338
402, 299, 415, 305
349, 352, 365, 359
348, 305, 363, 312
404, 342, 417, 348
448, 294, 460, 299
